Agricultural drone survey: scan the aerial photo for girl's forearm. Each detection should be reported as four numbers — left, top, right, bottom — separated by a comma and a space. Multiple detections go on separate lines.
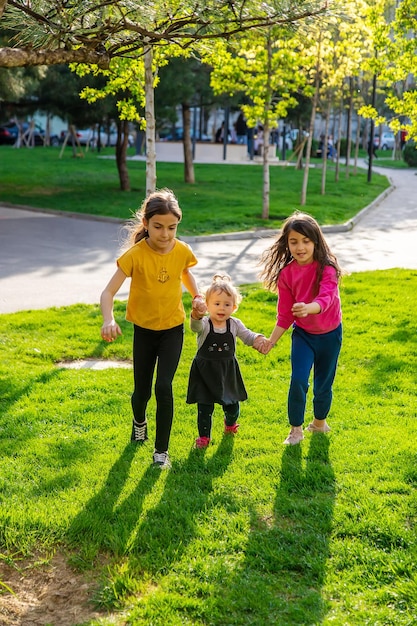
269, 324, 287, 346
100, 268, 126, 323
182, 269, 200, 297
100, 290, 115, 324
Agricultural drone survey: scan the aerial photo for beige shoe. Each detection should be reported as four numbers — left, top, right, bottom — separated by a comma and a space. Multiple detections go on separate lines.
283, 427, 304, 445
305, 421, 331, 433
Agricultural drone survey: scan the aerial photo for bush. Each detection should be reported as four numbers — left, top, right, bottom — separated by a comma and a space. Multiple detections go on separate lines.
403, 141, 417, 167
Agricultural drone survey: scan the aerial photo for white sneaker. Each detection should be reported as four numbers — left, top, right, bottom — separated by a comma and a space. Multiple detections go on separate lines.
153, 451, 171, 469
283, 427, 304, 445
305, 421, 331, 433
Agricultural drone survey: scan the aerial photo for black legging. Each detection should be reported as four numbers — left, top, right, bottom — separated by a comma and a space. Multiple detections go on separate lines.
131, 324, 184, 453
197, 402, 240, 438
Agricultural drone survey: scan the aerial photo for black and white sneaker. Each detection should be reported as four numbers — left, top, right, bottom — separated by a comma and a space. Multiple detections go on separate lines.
152, 451, 171, 469
131, 419, 148, 443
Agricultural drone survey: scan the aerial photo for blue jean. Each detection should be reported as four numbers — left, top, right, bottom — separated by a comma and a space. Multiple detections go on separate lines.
288, 324, 342, 427
131, 324, 184, 452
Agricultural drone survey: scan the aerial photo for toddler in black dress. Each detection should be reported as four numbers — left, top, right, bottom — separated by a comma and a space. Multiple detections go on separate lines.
186, 274, 267, 448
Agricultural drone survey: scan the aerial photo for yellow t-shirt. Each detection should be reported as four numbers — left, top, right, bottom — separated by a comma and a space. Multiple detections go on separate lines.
117, 238, 198, 330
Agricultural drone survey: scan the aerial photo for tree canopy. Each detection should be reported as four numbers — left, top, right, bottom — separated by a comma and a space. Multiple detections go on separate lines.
0, 0, 330, 67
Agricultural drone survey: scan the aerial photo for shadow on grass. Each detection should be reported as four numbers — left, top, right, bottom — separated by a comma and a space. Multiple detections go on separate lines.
66, 443, 158, 560
209, 435, 335, 625
65, 435, 234, 572
128, 434, 235, 571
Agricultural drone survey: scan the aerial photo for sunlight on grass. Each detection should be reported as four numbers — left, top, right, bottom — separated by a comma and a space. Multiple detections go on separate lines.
0, 270, 416, 624
0, 146, 391, 235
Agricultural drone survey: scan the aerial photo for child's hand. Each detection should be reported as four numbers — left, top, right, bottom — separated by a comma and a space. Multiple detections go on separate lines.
292, 302, 309, 318
253, 335, 265, 352
101, 320, 122, 342
192, 295, 207, 319
262, 340, 275, 355
253, 335, 274, 355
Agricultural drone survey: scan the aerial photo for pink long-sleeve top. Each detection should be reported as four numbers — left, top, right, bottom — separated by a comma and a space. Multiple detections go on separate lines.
277, 260, 342, 334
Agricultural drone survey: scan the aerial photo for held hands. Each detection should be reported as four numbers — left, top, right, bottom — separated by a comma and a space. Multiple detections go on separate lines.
191, 295, 207, 320
252, 335, 275, 355
101, 320, 122, 342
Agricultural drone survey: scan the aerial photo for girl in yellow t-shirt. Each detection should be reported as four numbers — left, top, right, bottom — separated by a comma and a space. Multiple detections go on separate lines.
100, 188, 206, 469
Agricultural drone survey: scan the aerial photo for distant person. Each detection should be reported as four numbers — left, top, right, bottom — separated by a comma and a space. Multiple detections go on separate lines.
247, 126, 255, 158
327, 134, 335, 159
100, 189, 206, 469
254, 125, 264, 155
215, 122, 231, 143
368, 139, 378, 159
259, 212, 343, 445
235, 113, 248, 145
187, 274, 267, 448
215, 124, 223, 143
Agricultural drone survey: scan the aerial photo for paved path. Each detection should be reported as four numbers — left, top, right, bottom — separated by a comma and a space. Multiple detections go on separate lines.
0, 163, 416, 314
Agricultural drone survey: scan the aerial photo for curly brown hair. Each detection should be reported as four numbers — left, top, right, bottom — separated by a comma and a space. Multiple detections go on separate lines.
259, 211, 343, 294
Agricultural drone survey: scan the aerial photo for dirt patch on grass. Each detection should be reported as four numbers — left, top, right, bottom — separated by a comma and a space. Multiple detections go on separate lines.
0, 552, 119, 625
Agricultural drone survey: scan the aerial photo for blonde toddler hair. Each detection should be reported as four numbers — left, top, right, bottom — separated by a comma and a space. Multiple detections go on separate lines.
204, 274, 242, 308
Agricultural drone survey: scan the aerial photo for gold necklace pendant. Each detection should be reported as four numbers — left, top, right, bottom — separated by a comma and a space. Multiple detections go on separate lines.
158, 268, 170, 283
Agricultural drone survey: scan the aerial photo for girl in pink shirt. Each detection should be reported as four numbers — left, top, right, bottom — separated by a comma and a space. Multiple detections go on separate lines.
259, 211, 343, 445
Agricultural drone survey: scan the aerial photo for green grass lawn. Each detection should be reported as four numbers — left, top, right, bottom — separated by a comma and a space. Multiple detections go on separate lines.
0, 146, 391, 235
0, 269, 416, 625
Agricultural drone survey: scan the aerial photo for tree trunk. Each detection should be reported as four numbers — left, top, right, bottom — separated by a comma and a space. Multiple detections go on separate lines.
145, 46, 157, 195
353, 113, 361, 175
334, 102, 342, 183
301, 33, 321, 206
116, 119, 130, 191
182, 104, 195, 183
321, 98, 331, 195
261, 34, 273, 219
345, 76, 354, 178
262, 120, 270, 219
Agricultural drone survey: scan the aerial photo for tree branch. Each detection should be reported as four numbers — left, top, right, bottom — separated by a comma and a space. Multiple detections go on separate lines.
0, 1, 330, 67
0, 47, 110, 68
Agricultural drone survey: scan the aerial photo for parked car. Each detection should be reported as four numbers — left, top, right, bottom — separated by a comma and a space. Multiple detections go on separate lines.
374, 131, 396, 150
159, 127, 210, 142
0, 124, 16, 145
105, 128, 134, 146
0, 122, 59, 146
60, 126, 134, 147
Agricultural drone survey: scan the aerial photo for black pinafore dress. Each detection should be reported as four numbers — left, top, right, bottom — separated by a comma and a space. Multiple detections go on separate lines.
187, 318, 248, 405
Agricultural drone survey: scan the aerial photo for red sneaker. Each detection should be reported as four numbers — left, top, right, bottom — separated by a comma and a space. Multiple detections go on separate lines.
224, 421, 239, 434
195, 436, 210, 448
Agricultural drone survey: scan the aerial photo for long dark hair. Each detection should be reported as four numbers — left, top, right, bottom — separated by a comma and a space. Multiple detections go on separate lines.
259, 211, 343, 294
121, 188, 182, 250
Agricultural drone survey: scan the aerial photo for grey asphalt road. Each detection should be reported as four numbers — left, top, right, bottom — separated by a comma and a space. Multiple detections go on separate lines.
1, 163, 416, 314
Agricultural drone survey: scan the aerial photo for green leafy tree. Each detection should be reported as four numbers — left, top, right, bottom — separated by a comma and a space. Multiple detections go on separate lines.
358, 0, 417, 153
0, 1, 331, 67
206, 29, 308, 218
0, 1, 334, 193
381, 0, 417, 142
156, 56, 216, 183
